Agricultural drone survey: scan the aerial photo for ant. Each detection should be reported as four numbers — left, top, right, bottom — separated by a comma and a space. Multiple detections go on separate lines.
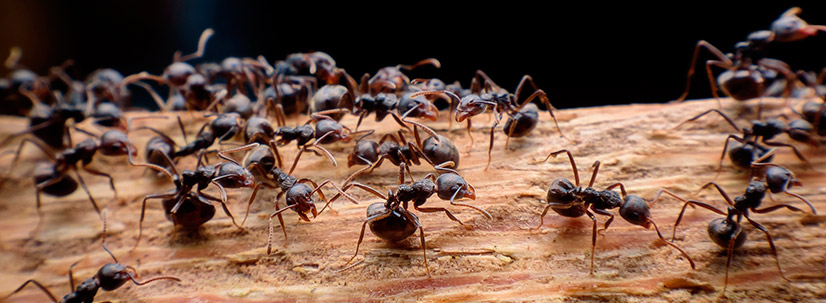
122, 28, 219, 111
274, 51, 344, 85
3, 212, 180, 302
348, 59, 442, 131
412, 71, 564, 169
655, 177, 814, 293
330, 164, 491, 276
533, 149, 695, 274
135, 150, 253, 249
346, 125, 459, 184
311, 83, 355, 121
4, 126, 158, 233
675, 28, 797, 114
0, 87, 89, 150
221, 142, 357, 253
674, 109, 813, 171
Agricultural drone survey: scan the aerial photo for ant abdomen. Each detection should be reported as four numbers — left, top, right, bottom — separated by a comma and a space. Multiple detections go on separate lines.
503, 103, 539, 138
366, 202, 419, 242
163, 194, 216, 229
34, 163, 78, 196
421, 135, 459, 168
708, 217, 747, 249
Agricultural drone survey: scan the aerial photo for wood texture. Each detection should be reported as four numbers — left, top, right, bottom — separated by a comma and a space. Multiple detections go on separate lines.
0, 98, 825, 302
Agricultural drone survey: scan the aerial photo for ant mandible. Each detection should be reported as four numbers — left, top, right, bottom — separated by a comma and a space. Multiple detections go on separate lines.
534, 149, 695, 274
3, 212, 180, 302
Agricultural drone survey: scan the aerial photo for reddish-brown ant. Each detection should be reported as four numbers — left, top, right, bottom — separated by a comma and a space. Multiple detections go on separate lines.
3, 212, 180, 302
534, 149, 695, 274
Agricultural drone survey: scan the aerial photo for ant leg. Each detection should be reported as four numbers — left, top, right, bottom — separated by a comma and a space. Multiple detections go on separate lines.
343, 156, 375, 186
176, 28, 214, 62
541, 149, 580, 187
533, 205, 553, 230
130, 81, 169, 111
716, 135, 748, 178
67, 260, 82, 291
782, 191, 817, 215
705, 60, 731, 108
73, 170, 101, 216
722, 225, 739, 294
415, 205, 465, 226
0, 117, 60, 148
448, 185, 492, 219
465, 119, 475, 152
647, 219, 696, 269
217, 142, 260, 165
752, 203, 806, 214
7, 138, 55, 175
2, 279, 58, 302
587, 160, 601, 188
592, 208, 614, 235
401, 210, 431, 278
344, 211, 393, 267
672, 199, 727, 242
762, 141, 811, 167
743, 215, 790, 283
485, 114, 500, 170
700, 182, 738, 207
672, 109, 741, 131
516, 89, 565, 139
604, 182, 627, 197
321, 182, 386, 214
675, 40, 732, 102
304, 178, 359, 205
31, 176, 64, 236
585, 209, 598, 275
134, 193, 177, 250
81, 165, 117, 201
199, 191, 241, 229
267, 204, 298, 254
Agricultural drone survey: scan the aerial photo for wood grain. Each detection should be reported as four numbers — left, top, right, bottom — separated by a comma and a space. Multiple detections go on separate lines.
0, 98, 824, 302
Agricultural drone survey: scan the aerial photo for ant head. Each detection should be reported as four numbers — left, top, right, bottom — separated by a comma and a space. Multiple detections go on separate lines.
771, 10, 818, 42
435, 173, 475, 201
619, 195, 651, 228
163, 62, 196, 87
99, 130, 132, 156
96, 263, 132, 291
285, 183, 317, 221
765, 166, 798, 194
455, 94, 487, 122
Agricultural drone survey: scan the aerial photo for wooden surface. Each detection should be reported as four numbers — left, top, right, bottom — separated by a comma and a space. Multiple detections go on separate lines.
0, 98, 825, 302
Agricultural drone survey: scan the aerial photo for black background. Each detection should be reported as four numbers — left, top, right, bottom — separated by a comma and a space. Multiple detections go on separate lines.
2, 1, 826, 110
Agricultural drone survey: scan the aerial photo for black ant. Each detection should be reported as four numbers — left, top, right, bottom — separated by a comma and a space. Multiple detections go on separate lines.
655, 177, 814, 293
122, 28, 219, 111
274, 51, 344, 85
412, 71, 564, 169
330, 164, 491, 276
135, 150, 253, 249
0, 87, 89, 150
4, 126, 157, 233
3, 212, 180, 302
348, 59, 441, 131
675, 27, 797, 114
220, 142, 357, 252
674, 109, 813, 171
533, 149, 695, 274
311, 83, 355, 121
346, 125, 459, 184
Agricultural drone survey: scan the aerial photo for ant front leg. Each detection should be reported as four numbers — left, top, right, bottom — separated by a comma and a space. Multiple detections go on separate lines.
81, 165, 118, 201
3, 279, 59, 303
485, 107, 503, 170
675, 40, 733, 102
592, 207, 614, 236
345, 211, 393, 267
267, 203, 297, 253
